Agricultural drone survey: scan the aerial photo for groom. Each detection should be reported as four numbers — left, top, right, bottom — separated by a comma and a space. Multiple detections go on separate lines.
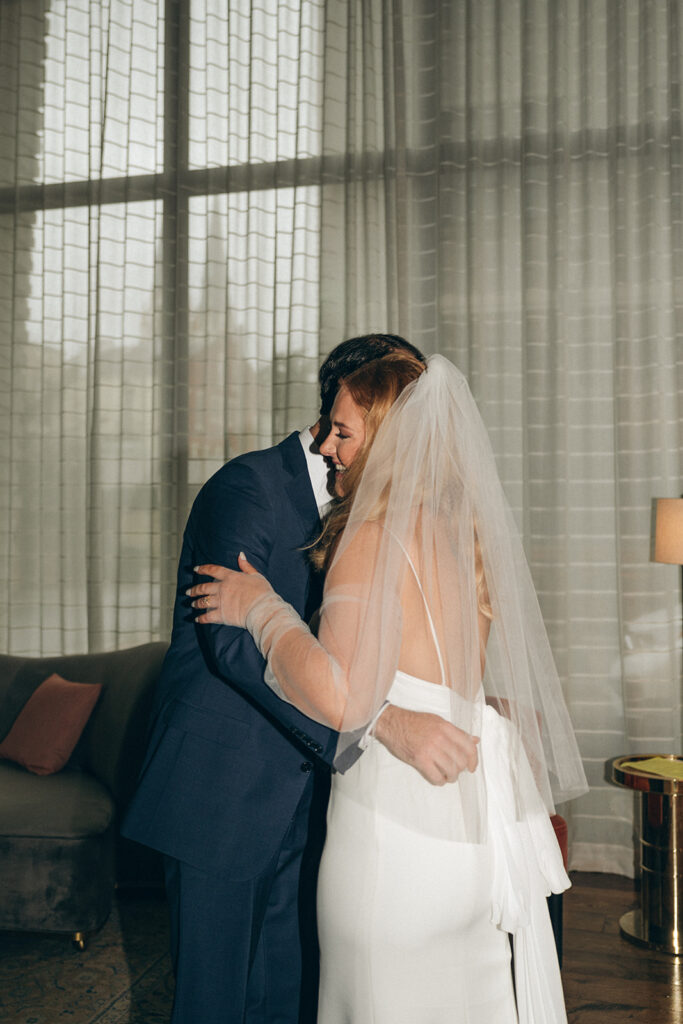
122, 334, 472, 1024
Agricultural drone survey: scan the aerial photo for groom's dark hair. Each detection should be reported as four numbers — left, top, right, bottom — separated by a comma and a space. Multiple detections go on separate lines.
318, 333, 426, 416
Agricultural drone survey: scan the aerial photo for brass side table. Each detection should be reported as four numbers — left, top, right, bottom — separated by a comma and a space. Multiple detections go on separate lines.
607, 754, 683, 955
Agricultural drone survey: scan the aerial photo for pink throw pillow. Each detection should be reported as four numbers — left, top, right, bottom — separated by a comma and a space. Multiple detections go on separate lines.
0, 673, 102, 775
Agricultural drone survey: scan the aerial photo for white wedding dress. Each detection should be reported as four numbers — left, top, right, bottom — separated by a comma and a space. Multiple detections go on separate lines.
224, 356, 585, 1024
316, 674, 571, 1024
205, 354, 586, 1023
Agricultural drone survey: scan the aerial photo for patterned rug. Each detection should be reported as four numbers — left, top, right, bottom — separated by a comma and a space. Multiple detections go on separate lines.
0, 890, 174, 1024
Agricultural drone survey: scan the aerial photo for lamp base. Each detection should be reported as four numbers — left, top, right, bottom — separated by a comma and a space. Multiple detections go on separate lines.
619, 909, 683, 956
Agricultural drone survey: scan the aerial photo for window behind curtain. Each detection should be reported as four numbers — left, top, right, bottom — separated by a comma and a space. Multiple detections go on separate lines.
0, 0, 326, 655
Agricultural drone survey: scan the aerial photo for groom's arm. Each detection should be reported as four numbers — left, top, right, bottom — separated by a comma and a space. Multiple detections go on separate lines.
191, 459, 338, 766
373, 705, 480, 785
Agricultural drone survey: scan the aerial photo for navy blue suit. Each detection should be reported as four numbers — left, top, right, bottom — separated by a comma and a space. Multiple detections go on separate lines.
122, 431, 337, 1024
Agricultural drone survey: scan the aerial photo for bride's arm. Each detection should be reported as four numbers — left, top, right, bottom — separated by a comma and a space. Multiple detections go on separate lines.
189, 523, 481, 782
188, 523, 388, 731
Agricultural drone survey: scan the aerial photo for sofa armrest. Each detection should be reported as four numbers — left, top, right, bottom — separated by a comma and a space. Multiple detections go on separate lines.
80, 643, 167, 806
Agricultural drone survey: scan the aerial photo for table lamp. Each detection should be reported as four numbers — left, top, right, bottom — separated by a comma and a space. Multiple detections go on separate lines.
606, 497, 683, 954
652, 495, 683, 702
607, 503, 683, 954
653, 498, 683, 567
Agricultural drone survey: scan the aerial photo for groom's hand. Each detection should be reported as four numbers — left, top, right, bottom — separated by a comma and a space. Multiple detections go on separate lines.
373, 706, 479, 786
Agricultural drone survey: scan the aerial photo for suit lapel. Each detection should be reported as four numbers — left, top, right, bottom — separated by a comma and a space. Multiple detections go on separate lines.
279, 431, 321, 541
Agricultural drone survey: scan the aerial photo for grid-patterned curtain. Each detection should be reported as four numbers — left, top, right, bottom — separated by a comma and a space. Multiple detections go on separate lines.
1, 0, 682, 874
319, 0, 683, 875
0, 0, 326, 653
0, 0, 168, 653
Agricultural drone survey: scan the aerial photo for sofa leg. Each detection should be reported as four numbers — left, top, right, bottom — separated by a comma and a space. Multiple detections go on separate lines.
72, 931, 87, 951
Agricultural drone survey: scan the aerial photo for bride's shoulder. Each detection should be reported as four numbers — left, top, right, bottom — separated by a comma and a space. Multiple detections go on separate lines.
342, 516, 386, 543
343, 517, 422, 561
327, 519, 385, 579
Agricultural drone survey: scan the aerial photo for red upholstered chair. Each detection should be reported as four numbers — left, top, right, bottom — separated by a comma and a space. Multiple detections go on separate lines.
550, 813, 568, 865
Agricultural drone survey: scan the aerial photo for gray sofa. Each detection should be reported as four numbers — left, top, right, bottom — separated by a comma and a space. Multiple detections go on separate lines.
0, 641, 167, 947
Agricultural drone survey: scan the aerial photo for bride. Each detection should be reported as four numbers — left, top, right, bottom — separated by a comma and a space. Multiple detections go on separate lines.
188, 351, 587, 1023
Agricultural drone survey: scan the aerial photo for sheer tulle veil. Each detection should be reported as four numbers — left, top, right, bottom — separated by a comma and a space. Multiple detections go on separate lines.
225, 353, 579, 1016
326, 354, 587, 825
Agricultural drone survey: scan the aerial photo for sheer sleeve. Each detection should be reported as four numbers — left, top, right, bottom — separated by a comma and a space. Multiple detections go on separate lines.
243, 521, 396, 731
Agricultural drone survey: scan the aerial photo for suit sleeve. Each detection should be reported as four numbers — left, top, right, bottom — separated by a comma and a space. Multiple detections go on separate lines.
189, 459, 337, 766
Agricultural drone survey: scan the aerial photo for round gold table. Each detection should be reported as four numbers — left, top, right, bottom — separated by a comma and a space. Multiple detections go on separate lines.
607, 754, 683, 955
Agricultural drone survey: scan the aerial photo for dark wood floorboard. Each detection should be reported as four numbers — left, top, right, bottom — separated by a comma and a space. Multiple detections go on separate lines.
564, 872, 683, 1023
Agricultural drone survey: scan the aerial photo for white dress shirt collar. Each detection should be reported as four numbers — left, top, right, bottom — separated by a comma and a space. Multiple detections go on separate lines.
299, 427, 332, 515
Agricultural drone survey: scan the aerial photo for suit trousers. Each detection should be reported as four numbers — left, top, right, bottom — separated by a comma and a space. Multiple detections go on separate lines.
164, 769, 329, 1024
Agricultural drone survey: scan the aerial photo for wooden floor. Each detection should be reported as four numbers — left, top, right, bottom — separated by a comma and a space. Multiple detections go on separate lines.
0, 870, 679, 1022
563, 872, 682, 1023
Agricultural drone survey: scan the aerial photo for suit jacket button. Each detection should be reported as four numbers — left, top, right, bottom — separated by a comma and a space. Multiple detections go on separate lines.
300, 761, 313, 773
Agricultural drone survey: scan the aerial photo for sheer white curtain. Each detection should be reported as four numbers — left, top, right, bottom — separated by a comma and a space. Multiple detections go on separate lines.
0, 0, 168, 654
1, 0, 681, 872
0, 0, 326, 653
321, 0, 683, 874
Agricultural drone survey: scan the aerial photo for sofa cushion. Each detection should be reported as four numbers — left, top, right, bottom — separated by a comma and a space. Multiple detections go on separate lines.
0, 761, 114, 838
0, 673, 102, 776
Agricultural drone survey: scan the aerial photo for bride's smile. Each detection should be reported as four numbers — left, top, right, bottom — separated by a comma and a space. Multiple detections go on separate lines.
319, 384, 366, 495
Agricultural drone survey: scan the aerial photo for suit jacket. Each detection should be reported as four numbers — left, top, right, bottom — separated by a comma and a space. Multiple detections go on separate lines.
122, 431, 337, 879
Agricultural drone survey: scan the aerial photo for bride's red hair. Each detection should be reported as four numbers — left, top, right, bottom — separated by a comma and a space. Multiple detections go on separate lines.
311, 351, 491, 619
311, 352, 425, 571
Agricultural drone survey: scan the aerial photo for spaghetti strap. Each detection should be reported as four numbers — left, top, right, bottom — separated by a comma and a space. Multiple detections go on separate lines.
385, 529, 447, 688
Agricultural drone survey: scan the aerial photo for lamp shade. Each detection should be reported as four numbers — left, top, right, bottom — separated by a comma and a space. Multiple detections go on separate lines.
653, 498, 683, 565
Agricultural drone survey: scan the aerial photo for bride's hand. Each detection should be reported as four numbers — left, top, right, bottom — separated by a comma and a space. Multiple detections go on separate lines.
187, 554, 273, 627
